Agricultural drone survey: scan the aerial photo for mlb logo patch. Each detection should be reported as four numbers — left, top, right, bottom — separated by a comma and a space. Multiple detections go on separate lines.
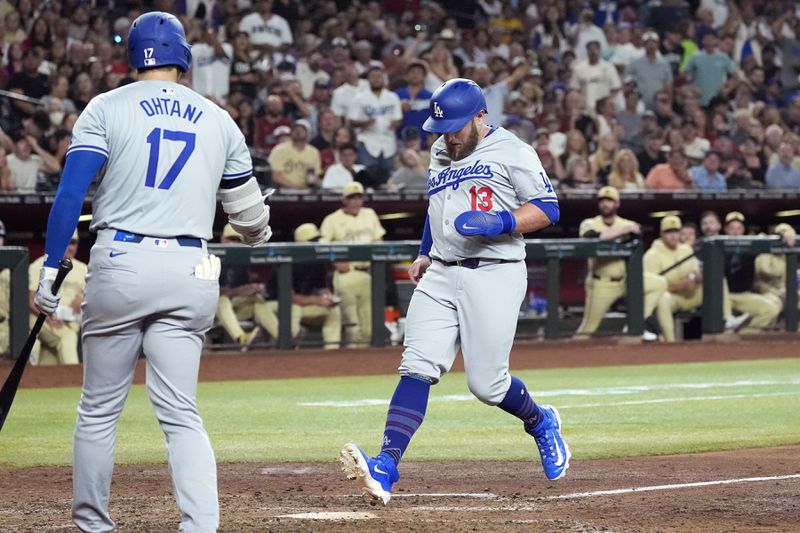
153, 239, 169, 248
144, 58, 156, 66
161, 87, 175, 95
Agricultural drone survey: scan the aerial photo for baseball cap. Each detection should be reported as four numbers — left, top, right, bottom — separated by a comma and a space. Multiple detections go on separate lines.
343, 181, 365, 197
725, 211, 745, 224
642, 30, 660, 43
439, 28, 456, 40
660, 215, 682, 232
354, 39, 372, 50
331, 37, 348, 48
774, 223, 795, 236
597, 185, 620, 202
294, 223, 321, 242
274, 125, 291, 137
643, 109, 656, 118
222, 223, 241, 240
293, 119, 312, 132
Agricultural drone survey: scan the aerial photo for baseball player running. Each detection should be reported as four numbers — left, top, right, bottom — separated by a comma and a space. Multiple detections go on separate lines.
32, 13, 271, 532
340, 78, 568, 505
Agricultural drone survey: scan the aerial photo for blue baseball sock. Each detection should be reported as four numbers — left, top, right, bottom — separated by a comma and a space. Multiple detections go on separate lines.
497, 375, 544, 428
378, 375, 430, 466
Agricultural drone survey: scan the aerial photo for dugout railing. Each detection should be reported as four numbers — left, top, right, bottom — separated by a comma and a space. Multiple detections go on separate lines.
207, 238, 645, 348
701, 236, 799, 334
0, 246, 30, 357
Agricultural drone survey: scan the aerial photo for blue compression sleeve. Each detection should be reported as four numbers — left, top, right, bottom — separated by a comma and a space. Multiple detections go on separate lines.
44, 151, 107, 268
419, 214, 433, 256
530, 198, 560, 225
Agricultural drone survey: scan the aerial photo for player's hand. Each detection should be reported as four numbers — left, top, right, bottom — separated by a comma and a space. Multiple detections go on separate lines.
454, 210, 516, 237
408, 255, 431, 285
34, 266, 61, 315
334, 262, 351, 273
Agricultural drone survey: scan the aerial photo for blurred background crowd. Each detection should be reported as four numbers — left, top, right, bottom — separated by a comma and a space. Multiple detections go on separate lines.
0, 0, 798, 195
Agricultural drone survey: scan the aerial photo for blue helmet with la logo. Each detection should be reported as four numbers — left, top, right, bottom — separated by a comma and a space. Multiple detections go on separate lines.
423, 78, 488, 134
128, 12, 192, 72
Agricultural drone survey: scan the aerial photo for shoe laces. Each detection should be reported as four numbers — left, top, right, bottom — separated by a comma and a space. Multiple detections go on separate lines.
534, 431, 558, 464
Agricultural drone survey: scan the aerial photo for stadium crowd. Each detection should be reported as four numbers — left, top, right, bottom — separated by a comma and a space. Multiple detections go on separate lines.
0, 0, 797, 193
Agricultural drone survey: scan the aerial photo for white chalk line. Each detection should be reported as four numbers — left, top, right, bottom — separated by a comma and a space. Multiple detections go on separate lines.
560, 390, 798, 408
392, 492, 497, 499
543, 473, 800, 500
278, 511, 377, 520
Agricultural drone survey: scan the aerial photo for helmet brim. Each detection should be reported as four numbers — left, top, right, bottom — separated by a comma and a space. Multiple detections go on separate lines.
422, 114, 474, 134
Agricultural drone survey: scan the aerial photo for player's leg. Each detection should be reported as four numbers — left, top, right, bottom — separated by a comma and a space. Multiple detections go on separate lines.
301, 304, 342, 349
459, 262, 570, 480
574, 279, 625, 338
254, 299, 279, 340
643, 273, 667, 317
333, 270, 360, 347
654, 291, 675, 341
730, 292, 781, 332
341, 262, 459, 504
142, 256, 220, 532
56, 322, 80, 364
216, 295, 251, 347
355, 271, 372, 345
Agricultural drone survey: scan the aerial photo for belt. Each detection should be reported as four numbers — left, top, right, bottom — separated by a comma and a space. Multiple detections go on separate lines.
113, 230, 202, 248
592, 274, 624, 282
354, 266, 370, 272
432, 256, 520, 269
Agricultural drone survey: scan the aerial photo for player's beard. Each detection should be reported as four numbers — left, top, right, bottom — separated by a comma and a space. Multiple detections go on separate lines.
445, 121, 480, 162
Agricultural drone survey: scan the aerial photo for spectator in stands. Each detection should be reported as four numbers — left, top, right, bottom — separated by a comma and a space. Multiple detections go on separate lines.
562, 155, 595, 190
680, 221, 699, 249
0, 147, 12, 192
8, 48, 50, 119
646, 145, 692, 190
189, 23, 233, 102
7, 132, 60, 193
216, 224, 270, 351
254, 95, 292, 154
395, 61, 432, 146
388, 148, 428, 191
287, 223, 342, 349
353, 40, 383, 76
471, 60, 529, 128
331, 63, 363, 121
608, 148, 645, 190
739, 136, 768, 186
0, 220, 7, 355
42, 75, 77, 115
700, 210, 722, 240
616, 82, 644, 148
755, 223, 798, 307
27, 230, 86, 365
322, 143, 363, 190
570, 40, 622, 117
295, 52, 330, 99
782, 94, 800, 135
574, 186, 670, 341
320, 181, 386, 348
589, 132, 618, 185
626, 30, 672, 108
723, 211, 782, 333
559, 129, 588, 169
683, 31, 737, 107
348, 65, 403, 175
268, 119, 321, 190
765, 141, 800, 190
239, 0, 293, 55
229, 31, 266, 100
573, 8, 607, 62
690, 150, 727, 191
310, 108, 339, 171
681, 119, 711, 162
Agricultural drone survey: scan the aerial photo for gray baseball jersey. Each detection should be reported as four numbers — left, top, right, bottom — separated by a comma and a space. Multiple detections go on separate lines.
68, 80, 252, 239
426, 126, 557, 262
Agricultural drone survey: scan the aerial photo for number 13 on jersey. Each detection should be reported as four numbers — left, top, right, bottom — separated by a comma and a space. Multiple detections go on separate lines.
144, 127, 196, 190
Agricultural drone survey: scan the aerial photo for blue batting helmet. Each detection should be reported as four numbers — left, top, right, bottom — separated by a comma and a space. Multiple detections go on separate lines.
128, 12, 192, 72
423, 78, 488, 134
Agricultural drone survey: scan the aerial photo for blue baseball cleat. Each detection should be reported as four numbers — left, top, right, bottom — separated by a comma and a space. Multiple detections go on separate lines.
339, 443, 399, 505
526, 405, 571, 480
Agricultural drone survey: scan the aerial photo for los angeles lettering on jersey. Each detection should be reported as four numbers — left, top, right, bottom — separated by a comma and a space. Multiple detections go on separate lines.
428, 159, 494, 195
138, 98, 204, 124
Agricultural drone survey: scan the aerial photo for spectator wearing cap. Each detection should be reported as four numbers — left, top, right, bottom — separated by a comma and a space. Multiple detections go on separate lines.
268, 119, 321, 190
238, 0, 293, 55
645, 145, 692, 190
765, 141, 800, 190
254, 95, 292, 153
625, 31, 672, 108
320, 181, 386, 347
570, 40, 622, 116
637, 128, 665, 176
347, 65, 403, 174
682, 32, 737, 107
573, 8, 608, 62
295, 52, 331, 99
322, 36, 352, 76
609, 22, 644, 69
331, 64, 365, 121
395, 62, 433, 146
353, 40, 383, 76
689, 150, 727, 191
322, 143, 364, 190
723, 211, 782, 333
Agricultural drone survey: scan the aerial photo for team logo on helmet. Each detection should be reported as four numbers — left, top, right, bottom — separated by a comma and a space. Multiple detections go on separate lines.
433, 101, 444, 118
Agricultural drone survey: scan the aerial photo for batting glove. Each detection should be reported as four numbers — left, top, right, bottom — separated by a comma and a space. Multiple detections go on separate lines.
454, 210, 517, 237
194, 254, 222, 280
34, 266, 61, 315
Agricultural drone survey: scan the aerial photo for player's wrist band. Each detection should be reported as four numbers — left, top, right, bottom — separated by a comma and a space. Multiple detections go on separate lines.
497, 210, 517, 234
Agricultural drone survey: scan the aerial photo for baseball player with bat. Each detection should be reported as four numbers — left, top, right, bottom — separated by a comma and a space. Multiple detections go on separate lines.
32, 13, 271, 532
340, 78, 568, 505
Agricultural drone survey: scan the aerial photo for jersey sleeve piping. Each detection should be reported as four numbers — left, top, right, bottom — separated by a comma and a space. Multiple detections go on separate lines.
66, 144, 110, 157
222, 168, 254, 179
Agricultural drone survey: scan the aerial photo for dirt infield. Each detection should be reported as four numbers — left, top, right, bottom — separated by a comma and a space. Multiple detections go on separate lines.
1, 338, 799, 531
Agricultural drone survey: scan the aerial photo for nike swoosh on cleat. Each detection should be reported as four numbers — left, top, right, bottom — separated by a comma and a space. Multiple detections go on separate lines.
373, 465, 388, 476
553, 438, 565, 467
109, 251, 128, 257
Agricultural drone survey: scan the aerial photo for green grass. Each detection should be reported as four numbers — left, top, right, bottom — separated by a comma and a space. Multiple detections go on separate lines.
1, 358, 799, 467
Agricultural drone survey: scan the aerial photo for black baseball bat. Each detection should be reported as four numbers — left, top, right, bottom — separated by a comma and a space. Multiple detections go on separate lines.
659, 249, 700, 276
0, 258, 73, 433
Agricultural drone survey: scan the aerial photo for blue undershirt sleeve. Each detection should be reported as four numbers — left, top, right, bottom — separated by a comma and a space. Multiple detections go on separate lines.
44, 151, 107, 268
419, 214, 433, 256
530, 198, 560, 225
